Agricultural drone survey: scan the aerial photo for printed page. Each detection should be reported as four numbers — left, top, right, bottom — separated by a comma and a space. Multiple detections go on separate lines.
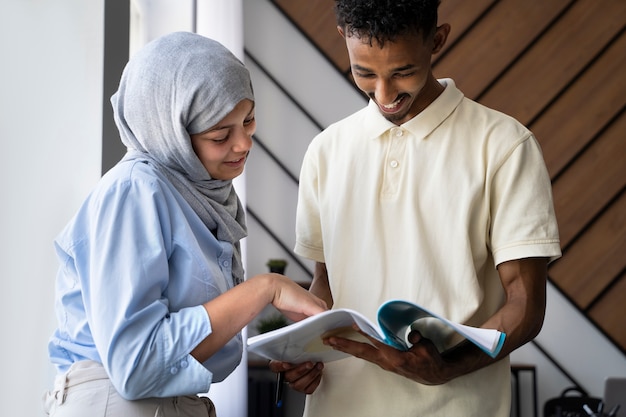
247, 309, 383, 363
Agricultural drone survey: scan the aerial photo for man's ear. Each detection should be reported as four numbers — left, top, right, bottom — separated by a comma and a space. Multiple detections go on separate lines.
337, 25, 346, 39
432, 23, 450, 54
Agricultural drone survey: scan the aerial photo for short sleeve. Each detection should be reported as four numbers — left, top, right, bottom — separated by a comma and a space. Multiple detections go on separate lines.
489, 135, 562, 265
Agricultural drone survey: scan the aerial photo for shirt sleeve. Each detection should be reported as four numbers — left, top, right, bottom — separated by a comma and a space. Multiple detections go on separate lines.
70, 170, 214, 399
489, 134, 562, 266
294, 141, 326, 263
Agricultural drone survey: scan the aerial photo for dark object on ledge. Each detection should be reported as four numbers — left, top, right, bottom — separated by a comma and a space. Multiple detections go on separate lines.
544, 387, 603, 417
266, 259, 288, 274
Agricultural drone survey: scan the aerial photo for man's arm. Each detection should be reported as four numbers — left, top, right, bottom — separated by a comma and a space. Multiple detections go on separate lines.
310, 262, 334, 308
323, 257, 548, 385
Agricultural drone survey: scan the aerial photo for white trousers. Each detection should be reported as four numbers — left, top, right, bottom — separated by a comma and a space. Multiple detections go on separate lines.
43, 361, 217, 417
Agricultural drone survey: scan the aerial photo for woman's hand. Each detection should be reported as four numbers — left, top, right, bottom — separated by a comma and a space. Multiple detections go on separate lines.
267, 273, 328, 321
191, 273, 326, 363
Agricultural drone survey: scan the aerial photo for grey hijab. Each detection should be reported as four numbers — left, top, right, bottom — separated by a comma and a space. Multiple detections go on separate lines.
111, 31, 254, 285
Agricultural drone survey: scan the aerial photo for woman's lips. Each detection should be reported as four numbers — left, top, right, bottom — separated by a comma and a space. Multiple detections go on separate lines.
223, 155, 246, 170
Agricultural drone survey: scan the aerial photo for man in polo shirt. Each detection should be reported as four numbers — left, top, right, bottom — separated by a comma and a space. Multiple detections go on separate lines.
271, 1, 561, 416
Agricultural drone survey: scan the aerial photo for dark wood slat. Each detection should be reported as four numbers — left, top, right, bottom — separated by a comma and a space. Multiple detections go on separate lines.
480, 0, 626, 124
433, 0, 571, 100
435, 0, 496, 61
551, 114, 626, 247
588, 271, 626, 352
550, 192, 626, 309
531, 31, 626, 179
273, 0, 349, 72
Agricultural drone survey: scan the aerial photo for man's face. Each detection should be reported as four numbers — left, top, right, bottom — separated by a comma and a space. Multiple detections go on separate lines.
344, 29, 445, 125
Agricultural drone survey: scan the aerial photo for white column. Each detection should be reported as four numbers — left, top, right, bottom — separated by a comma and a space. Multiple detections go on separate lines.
195, 2, 248, 417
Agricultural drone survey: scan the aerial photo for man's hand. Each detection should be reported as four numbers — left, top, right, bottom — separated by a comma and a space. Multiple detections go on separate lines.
323, 326, 453, 385
268, 360, 325, 394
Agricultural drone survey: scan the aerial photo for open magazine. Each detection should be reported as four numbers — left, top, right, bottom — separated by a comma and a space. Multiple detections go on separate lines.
247, 299, 506, 363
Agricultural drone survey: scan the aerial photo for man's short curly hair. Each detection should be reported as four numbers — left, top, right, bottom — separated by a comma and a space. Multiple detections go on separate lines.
335, 0, 440, 46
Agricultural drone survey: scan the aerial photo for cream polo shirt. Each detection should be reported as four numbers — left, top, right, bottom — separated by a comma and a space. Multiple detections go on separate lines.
294, 79, 561, 417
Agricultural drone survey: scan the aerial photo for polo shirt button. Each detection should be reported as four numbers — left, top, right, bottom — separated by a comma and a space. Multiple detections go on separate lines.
170, 366, 179, 375
390, 160, 399, 168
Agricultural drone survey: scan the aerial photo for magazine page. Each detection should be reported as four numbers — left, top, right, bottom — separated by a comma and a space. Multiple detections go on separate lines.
377, 300, 506, 358
247, 309, 383, 363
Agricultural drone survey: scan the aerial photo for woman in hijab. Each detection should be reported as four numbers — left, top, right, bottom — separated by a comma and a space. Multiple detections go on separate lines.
43, 32, 327, 417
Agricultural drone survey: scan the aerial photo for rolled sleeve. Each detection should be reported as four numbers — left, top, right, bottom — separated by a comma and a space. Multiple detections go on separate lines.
51, 161, 241, 399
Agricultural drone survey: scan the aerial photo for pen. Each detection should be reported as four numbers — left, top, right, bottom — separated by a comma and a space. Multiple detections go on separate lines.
275, 372, 285, 408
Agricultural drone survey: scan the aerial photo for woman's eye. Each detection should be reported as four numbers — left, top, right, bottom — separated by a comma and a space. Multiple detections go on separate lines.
244, 116, 255, 126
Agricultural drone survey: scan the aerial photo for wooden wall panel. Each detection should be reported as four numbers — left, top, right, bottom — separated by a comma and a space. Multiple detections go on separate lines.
531, 31, 626, 178
550, 191, 626, 309
433, 0, 496, 61
434, 0, 571, 101
270, 0, 626, 353
480, 0, 626, 124
589, 271, 626, 350
272, 0, 349, 73
551, 115, 626, 246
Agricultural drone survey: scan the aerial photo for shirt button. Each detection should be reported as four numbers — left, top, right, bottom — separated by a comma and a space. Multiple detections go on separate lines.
390, 160, 399, 168
180, 360, 188, 368
222, 260, 230, 267
170, 366, 179, 375
393, 128, 403, 137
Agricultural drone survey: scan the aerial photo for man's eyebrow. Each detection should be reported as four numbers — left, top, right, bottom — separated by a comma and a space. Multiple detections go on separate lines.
392, 64, 417, 72
352, 64, 372, 72
352, 64, 417, 72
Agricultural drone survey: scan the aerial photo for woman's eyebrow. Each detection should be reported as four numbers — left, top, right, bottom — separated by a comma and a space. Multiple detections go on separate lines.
203, 102, 255, 132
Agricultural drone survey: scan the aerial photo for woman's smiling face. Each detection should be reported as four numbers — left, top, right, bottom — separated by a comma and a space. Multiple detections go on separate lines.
190, 99, 256, 180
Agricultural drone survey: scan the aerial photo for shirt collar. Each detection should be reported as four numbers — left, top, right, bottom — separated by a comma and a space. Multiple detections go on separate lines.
363, 78, 464, 140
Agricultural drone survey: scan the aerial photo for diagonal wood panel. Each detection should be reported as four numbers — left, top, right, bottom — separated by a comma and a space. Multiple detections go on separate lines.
479, 0, 626, 124
531, 31, 626, 179
549, 114, 626, 306
271, 0, 626, 354
434, 0, 573, 101
551, 114, 626, 248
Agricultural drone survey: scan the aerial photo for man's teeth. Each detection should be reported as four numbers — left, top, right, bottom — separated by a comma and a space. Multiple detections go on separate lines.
382, 98, 401, 109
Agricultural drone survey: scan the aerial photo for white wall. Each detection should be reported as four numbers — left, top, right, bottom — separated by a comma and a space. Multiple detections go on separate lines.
0, 1, 104, 416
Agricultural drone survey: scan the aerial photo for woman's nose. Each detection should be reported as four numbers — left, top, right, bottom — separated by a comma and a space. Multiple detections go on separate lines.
231, 127, 253, 152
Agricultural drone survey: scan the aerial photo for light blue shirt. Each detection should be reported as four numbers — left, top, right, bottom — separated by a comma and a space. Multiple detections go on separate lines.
48, 159, 243, 400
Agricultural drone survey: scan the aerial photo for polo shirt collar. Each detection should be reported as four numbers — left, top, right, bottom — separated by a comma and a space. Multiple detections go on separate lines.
364, 78, 464, 140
